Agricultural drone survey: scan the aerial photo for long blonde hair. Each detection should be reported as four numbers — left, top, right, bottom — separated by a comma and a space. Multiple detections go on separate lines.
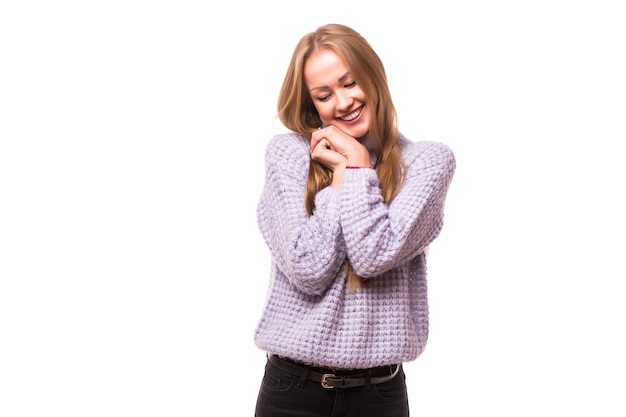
277, 24, 406, 291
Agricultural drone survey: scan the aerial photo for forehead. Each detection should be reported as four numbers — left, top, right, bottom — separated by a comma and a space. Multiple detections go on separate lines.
304, 48, 349, 88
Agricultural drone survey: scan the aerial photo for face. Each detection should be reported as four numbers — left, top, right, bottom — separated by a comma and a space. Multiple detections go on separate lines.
304, 48, 370, 139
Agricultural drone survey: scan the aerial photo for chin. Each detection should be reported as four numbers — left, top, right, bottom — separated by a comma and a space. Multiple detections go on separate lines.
346, 124, 369, 139
350, 116, 370, 138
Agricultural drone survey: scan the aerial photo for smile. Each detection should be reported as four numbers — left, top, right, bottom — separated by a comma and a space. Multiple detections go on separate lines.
339, 106, 362, 122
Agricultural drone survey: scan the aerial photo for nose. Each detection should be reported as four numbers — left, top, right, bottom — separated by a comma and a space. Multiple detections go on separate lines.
335, 90, 352, 112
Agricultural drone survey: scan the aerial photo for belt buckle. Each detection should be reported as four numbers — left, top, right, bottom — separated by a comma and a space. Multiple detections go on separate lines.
321, 373, 336, 389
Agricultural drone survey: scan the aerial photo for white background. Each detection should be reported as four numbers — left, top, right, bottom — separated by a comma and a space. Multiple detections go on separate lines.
1, 1, 625, 416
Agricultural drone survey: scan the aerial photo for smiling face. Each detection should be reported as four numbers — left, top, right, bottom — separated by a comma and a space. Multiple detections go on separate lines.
304, 48, 370, 139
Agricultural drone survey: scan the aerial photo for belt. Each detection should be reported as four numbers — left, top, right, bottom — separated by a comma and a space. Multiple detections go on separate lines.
267, 354, 400, 389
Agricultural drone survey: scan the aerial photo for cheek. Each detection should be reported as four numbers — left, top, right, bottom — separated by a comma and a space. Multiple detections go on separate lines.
313, 102, 332, 119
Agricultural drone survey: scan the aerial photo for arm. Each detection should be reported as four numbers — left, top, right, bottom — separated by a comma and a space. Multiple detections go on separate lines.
256, 134, 347, 295
339, 141, 456, 277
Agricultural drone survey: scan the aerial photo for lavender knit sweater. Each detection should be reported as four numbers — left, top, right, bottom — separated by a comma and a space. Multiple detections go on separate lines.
254, 132, 456, 370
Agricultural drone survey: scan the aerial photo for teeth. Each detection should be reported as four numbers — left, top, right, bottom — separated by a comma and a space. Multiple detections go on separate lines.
341, 108, 361, 121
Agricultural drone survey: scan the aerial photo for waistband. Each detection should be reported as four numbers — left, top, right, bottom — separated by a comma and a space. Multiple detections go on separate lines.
267, 353, 401, 389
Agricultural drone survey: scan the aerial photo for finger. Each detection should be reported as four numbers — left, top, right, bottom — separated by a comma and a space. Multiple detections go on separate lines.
310, 129, 328, 152
314, 138, 329, 152
310, 130, 321, 151
311, 139, 332, 160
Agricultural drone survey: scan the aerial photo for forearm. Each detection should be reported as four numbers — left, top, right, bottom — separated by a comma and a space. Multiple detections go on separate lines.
258, 177, 347, 295
339, 142, 456, 277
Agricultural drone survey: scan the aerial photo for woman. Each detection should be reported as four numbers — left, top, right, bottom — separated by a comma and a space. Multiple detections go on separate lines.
254, 23, 456, 417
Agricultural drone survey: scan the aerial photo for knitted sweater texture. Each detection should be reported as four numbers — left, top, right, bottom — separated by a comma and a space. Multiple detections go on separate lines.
254, 132, 456, 370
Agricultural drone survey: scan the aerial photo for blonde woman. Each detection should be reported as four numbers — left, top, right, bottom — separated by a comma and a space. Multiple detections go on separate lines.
254, 23, 456, 417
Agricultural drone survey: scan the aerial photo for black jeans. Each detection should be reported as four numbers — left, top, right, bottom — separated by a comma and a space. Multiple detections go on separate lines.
254, 357, 410, 417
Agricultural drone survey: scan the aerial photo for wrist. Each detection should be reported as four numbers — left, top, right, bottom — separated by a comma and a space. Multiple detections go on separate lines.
330, 165, 345, 189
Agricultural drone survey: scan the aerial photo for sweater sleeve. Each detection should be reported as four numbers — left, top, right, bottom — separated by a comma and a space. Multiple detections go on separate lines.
256, 133, 347, 295
339, 141, 456, 277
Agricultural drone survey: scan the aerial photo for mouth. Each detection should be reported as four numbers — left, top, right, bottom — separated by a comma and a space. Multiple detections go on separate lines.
338, 106, 363, 122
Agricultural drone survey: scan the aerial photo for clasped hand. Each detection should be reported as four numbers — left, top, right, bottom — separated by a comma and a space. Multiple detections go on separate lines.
310, 125, 370, 170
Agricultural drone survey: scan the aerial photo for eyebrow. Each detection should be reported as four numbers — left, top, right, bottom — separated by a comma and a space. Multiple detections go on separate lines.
309, 71, 351, 92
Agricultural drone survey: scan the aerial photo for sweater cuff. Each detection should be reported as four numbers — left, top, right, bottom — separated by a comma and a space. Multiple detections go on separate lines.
341, 165, 379, 193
